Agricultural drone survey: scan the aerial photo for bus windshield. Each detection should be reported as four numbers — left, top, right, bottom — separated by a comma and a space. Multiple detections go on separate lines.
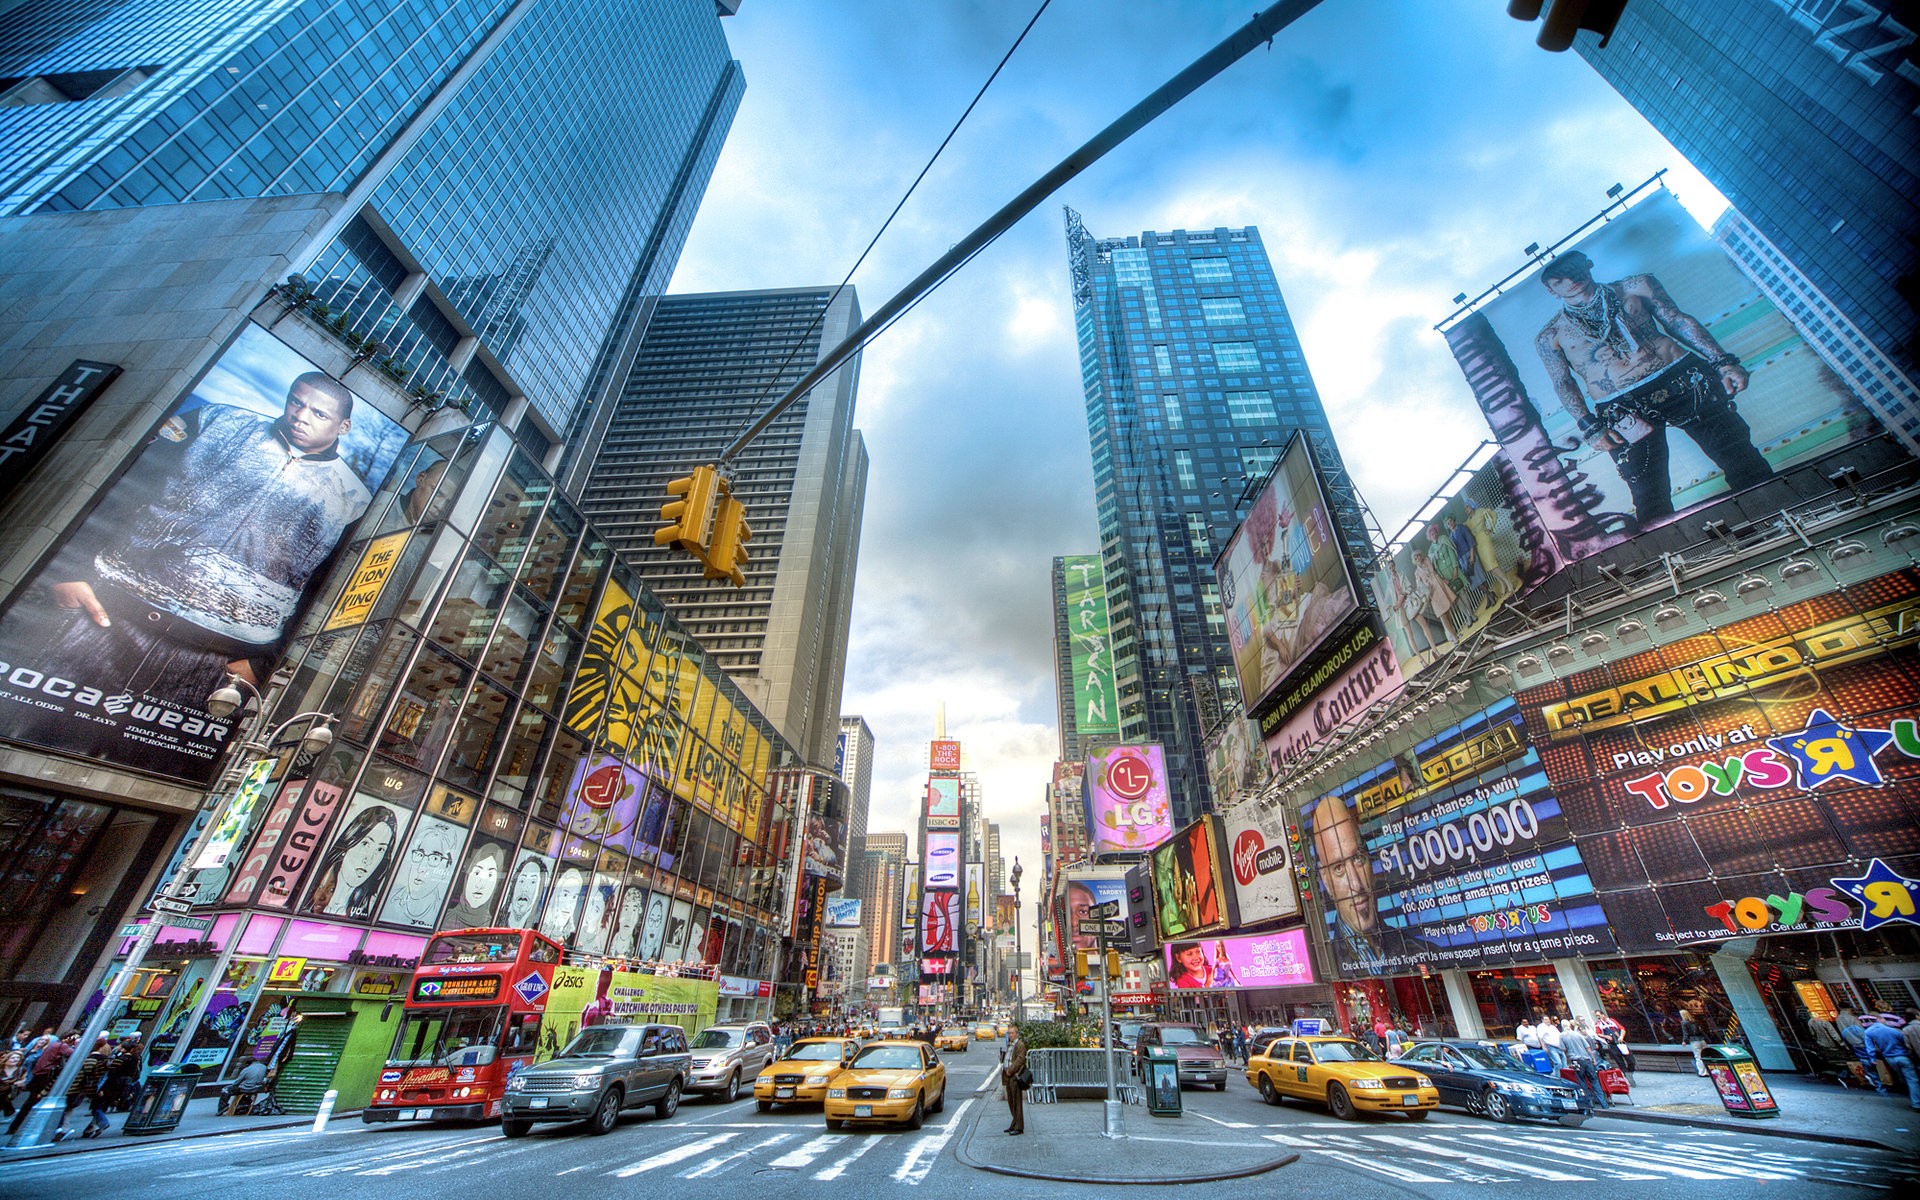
388, 1006, 504, 1067
422, 933, 521, 965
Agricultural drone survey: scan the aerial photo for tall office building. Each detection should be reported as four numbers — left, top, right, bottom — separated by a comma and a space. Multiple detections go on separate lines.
1573, 0, 1919, 371
1064, 212, 1354, 823
1050, 554, 1121, 764
1713, 208, 1920, 456
836, 715, 875, 899
575, 287, 868, 765
0, 0, 787, 1094
861, 831, 909, 976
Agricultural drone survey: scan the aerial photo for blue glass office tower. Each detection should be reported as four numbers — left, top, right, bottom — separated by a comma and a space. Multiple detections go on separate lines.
1572, 0, 1919, 374
1065, 211, 1354, 826
0, 0, 743, 443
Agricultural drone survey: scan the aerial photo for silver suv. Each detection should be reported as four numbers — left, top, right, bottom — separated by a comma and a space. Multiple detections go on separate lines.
686, 1022, 776, 1102
501, 1023, 690, 1137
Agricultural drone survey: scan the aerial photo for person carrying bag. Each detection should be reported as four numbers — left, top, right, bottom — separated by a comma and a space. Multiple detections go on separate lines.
1003, 1026, 1029, 1135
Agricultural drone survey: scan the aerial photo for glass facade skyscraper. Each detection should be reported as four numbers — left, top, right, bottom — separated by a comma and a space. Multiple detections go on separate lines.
1065, 211, 1353, 825
1572, 0, 1919, 372
0, 0, 744, 440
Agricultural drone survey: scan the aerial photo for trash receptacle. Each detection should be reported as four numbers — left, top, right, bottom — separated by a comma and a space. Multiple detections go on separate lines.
123, 1064, 202, 1136
1144, 1047, 1182, 1117
1701, 1044, 1778, 1119
1525, 1049, 1554, 1075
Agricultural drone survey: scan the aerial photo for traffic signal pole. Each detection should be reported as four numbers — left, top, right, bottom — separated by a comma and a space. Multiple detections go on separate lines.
716, 0, 1327, 467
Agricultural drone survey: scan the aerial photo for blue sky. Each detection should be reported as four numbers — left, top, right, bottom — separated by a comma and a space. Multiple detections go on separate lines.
668, 0, 1727, 915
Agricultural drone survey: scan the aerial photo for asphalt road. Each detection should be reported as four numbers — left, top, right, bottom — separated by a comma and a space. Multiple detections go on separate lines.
1, 1045, 1910, 1198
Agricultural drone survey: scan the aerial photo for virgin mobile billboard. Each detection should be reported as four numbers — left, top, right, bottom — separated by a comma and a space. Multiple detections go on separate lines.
1515, 567, 1920, 952
1442, 188, 1876, 565
1215, 434, 1363, 722
0, 323, 407, 784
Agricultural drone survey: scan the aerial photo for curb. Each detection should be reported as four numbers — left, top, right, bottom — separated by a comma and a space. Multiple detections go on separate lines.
1, 1111, 358, 1165
1589, 1105, 1907, 1153
952, 1078, 1299, 1185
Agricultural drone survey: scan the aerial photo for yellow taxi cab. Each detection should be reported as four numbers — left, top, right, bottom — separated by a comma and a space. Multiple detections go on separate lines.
823, 1039, 946, 1130
995, 1022, 1008, 1038
1245, 1035, 1438, 1120
935, 1029, 970, 1053
753, 1037, 859, 1111
971, 1023, 997, 1041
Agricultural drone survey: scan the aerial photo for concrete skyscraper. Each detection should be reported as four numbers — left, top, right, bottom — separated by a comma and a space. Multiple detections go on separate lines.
836, 715, 875, 901
1064, 211, 1356, 823
861, 831, 908, 979
1572, 0, 1919, 371
575, 287, 868, 765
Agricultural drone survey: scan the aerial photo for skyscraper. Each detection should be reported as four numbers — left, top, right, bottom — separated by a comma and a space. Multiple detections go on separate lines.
862, 831, 909, 977
1573, 0, 1919, 371
574, 287, 868, 765
837, 715, 875, 900
1064, 212, 1354, 823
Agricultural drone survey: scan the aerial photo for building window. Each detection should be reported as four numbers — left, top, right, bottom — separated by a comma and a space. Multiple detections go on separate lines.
1190, 257, 1233, 283
1241, 446, 1279, 477
1213, 342, 1260, 371
1226, 390, 1273, 425
1201, 297, 1246, 324
1164, 393, 1184, 428
1175, 451, 1196, 488
1154, 345, 1173, 376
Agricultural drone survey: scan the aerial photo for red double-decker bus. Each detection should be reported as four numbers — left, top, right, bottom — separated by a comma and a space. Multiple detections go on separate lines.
364, 927, 563, 1125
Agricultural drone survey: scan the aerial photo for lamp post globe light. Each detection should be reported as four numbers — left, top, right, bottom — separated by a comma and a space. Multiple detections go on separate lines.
5, 674, 335, 1150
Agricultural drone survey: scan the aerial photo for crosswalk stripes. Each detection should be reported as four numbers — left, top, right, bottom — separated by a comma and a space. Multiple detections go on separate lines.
610, 1130, 740, 1177
1263, 1125, 1914, 1188
768, 1132, 844, 1169
683, 1132, 792, 1177
893, 1098, 972, 1185
813, 1133, 884, 1180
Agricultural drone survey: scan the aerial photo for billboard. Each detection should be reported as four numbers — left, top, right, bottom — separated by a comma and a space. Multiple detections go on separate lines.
1166, 928, 1314, 991
902, 863, 919, 928
1443, 188, 1877, 564
1204, 715, 1271, 810
930, 739, 961, 771
825, 897, 863, 928
1057, 869, 1127, 957
1085, 743, 1174, 854
921, 890, 960, 954
1221, 796, 1301, 926
1371, 453, 1554, 680
965, 862, 983, 928
1149, 816, 1234, 940
1515, 567, 1920, 953
926, 776, 961, 828
1262, 637, 1405, 770
1061, 555, 1121, 741
1303, 698, 1615, 977
0, 322, 407, 783
924, 831, 960, 889
1215, 434, 1364, 721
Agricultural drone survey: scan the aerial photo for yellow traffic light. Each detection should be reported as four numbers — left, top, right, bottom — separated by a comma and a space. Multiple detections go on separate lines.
704, 490, 753, 588
656, 465, 719, 556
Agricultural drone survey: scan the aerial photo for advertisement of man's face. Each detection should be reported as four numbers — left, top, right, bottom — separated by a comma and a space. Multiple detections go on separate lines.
540, 867, 587, 941
1067, 883, 1096, 951
376, 812, 466, 929
0, 322, 407, 785
498, 852, 549, 930
1310, 795, 1377, 936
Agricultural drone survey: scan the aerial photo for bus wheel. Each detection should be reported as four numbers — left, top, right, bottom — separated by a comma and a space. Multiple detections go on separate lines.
502, 1119, 532, 1139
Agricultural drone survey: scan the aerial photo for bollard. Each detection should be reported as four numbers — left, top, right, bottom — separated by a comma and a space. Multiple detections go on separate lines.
312, 1089, 338, 1134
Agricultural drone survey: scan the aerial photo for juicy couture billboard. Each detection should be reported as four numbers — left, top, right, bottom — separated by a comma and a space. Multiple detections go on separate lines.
0, 324, 407, 784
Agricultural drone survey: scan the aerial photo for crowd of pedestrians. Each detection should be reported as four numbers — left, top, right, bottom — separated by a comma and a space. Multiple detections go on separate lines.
3, 1026, 149, 1141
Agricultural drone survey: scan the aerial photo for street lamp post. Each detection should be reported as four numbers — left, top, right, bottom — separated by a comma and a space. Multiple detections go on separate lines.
5, 677, 333, 1150
1009, 859, 1022, 1015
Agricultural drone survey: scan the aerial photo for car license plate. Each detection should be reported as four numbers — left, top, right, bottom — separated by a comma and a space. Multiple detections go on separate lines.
530, 1098, 548, 1109
854, 1105, 872, 1117
411, 1109, 433, 1120
1401, 1095, 1420, 1106
776, 1088, 794, 1098
397, 1109, 415, 1120
1554, 1097, 1575, 1109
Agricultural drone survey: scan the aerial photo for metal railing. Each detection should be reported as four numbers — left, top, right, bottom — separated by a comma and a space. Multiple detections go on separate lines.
1025, 1048, 1141, 1104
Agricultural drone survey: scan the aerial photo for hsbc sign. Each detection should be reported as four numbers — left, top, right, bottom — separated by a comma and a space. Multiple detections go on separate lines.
1222, 804, 1299, 924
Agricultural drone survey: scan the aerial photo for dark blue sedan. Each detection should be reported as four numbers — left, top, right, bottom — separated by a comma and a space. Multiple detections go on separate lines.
1391, 1039, 1591, 1125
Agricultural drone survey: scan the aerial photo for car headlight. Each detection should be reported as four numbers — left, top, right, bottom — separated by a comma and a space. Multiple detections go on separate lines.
1350, 1078, 1386, 1089
574, 1073, 600, 1088
1498, 1081, 1546, 1096
505, 1076, 523, 1092
827, 1088, 846, 1098
1414, 1075, 1433, 1089
887, 1088, 915, 1099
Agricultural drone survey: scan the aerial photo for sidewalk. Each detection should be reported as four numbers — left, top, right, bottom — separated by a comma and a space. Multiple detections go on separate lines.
954, 1083, 1299, 1184
1590, 1068, 1920, 1153
1, 1095, 335, 1164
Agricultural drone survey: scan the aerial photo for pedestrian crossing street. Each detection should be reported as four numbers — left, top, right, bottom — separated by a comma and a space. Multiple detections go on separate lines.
1258, 1124, 1916, 1189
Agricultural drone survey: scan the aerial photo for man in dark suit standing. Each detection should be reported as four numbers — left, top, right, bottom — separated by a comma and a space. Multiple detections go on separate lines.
1003, 1025, 1028, 1135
